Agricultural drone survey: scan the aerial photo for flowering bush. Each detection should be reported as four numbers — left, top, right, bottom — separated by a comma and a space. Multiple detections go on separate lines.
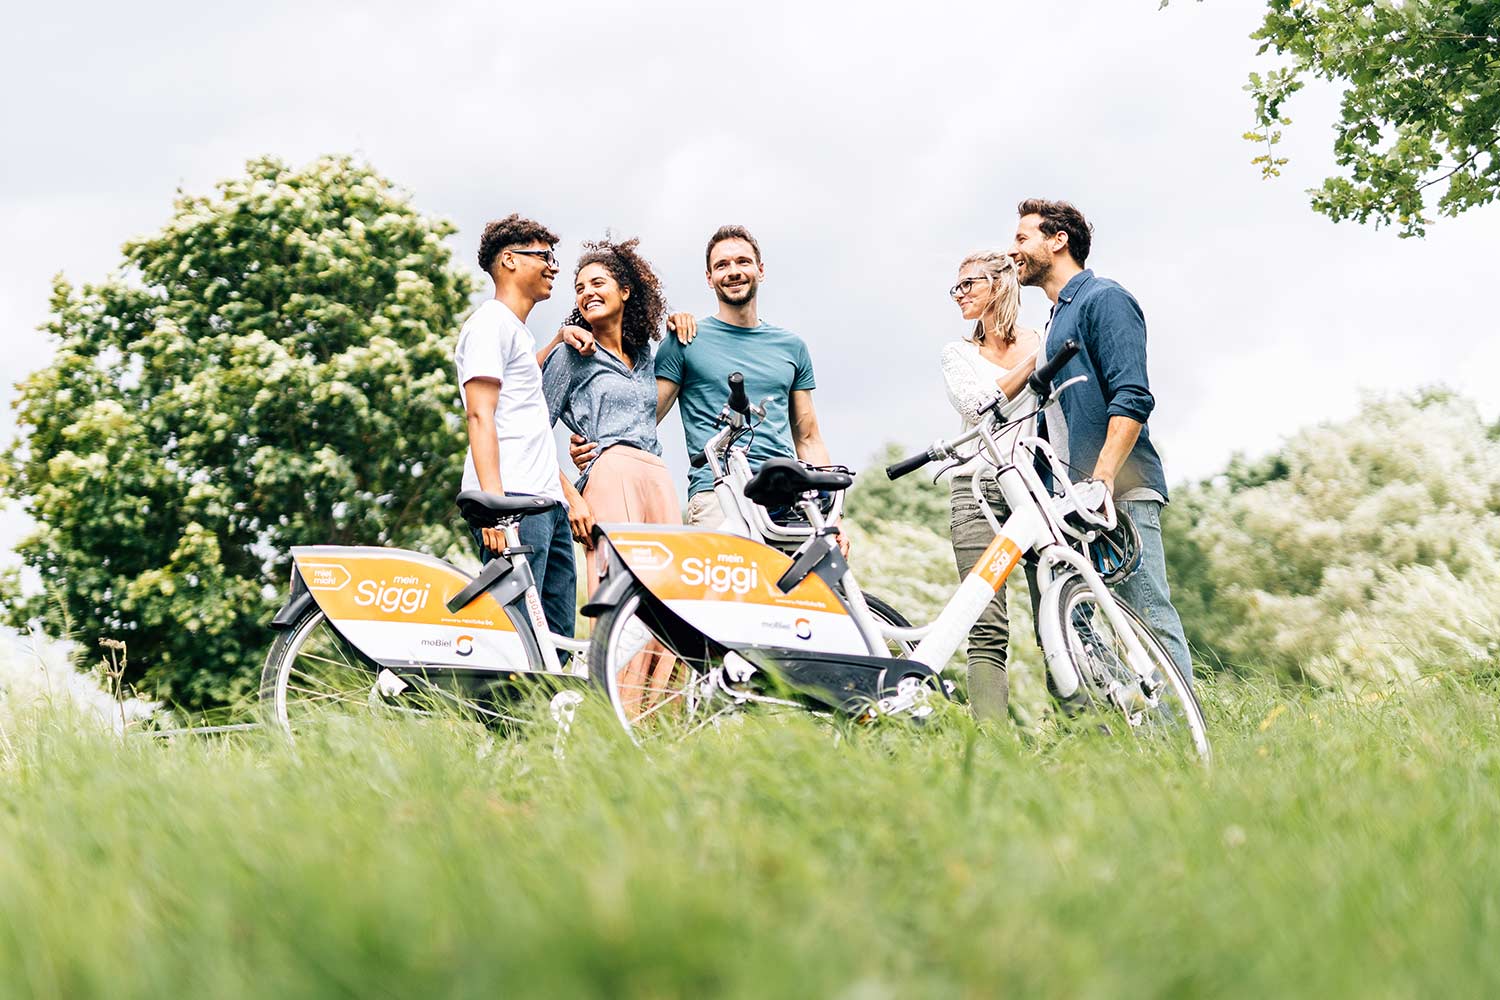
1166, 390, 1500, 686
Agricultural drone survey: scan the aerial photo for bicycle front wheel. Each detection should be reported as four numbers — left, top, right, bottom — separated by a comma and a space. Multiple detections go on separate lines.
261, 606, 386, 735
589, 583, 736, 744
1041, 575, 1210, 761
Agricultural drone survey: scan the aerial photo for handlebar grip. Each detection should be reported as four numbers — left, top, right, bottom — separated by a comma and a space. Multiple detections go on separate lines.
1027, 338, 1080, 397
727, 372, 750, 415
885, 448, 935, 480
690, 450, 710, 469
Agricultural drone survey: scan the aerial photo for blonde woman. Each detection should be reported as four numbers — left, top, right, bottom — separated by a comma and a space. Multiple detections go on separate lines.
940, 251, 1040, 722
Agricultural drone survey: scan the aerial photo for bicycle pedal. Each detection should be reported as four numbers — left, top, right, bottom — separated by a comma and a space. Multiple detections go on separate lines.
374, 669, 408, 699
549, 690, 584, 724
724, 651, 757, 684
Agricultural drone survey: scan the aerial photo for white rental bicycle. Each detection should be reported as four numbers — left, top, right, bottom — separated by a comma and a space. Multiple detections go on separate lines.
585, 344, 1210, 760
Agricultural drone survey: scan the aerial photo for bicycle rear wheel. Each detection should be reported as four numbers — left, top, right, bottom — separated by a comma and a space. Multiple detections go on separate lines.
1041, 575, 1210, 761
260, 605, 508, 736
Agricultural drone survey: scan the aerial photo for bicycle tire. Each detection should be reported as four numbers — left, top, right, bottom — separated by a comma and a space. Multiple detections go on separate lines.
861, 592, 917, 656
1040, 574, 1211, 762
260, 605, 506, 737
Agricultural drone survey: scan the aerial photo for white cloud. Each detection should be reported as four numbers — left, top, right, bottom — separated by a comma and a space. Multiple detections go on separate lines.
2, 0, 1498, 567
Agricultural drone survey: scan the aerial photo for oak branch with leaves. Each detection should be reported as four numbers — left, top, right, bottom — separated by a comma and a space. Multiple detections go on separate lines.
0, 156, 478, 707
1169, 0, 1500, 237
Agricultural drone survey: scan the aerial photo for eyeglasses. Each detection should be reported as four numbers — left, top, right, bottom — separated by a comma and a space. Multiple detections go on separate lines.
949, 275, 993, 299
509, 248, 559, 267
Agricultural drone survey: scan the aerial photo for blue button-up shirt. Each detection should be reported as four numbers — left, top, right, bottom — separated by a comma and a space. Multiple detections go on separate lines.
541, 342, 662, 490
1040, 269, 1169, 500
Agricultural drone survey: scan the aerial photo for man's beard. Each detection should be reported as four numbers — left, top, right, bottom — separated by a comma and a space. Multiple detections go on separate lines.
713, 277, 758, 305
1015, 251, 1049, 288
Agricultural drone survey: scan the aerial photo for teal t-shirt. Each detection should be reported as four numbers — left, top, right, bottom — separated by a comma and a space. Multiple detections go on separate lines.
655, 316, 817, 497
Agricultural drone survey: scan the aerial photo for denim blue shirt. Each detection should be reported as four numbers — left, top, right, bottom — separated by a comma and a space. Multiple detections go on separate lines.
1041, 269, 1169, 500
541, 342, 661, 490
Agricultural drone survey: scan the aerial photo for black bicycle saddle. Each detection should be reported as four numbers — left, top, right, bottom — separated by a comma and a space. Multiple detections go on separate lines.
743, 458, 853, 508
456, 490, 559, 529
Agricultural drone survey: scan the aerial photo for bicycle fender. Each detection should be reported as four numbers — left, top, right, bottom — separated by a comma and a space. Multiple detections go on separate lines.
580, 558, 639, 618
269, 571, 315, 630
1035, 571, 1082, 698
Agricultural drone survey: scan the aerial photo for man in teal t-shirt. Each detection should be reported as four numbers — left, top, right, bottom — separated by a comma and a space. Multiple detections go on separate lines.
568, 224, 838, 528
655, 314, 815, 513
658, 225, 835, 526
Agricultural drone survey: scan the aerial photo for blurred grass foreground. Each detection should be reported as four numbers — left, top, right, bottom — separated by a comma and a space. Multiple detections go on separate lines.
3, 662, 1499, 998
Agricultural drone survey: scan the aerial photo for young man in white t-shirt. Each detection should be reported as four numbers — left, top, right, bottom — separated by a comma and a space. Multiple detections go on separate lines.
455, 214, 585, 639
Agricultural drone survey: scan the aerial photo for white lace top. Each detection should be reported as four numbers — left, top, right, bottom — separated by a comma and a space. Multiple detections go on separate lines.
940, 339, 1038, 479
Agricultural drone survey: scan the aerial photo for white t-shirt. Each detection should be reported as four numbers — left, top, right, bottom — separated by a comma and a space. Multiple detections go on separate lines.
454, 299, 565, 504
940, 339, 1037, 478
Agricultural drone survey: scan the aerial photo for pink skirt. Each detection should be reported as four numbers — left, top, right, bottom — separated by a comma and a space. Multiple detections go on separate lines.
582, 446, 681, 590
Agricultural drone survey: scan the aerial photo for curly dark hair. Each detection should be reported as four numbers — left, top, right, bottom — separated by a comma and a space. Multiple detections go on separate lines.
1016, 198, 1093, 266
477, 213, 560, 276
564, 238, 668, 362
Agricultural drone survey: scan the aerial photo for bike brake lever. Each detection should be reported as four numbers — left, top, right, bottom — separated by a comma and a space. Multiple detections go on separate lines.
1044, 374, 1089, 403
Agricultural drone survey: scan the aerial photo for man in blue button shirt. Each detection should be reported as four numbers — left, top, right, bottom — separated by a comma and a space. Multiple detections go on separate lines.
1009, 198, 1193, 683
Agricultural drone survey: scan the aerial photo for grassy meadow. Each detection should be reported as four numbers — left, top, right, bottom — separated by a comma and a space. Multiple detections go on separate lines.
2, 675, 1499, 999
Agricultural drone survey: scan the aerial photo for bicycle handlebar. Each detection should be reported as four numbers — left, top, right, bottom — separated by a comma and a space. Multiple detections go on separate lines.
727, 372, 750, 415
886, 447, 937, 480
1026, 339, 1080, 398
690, 449, 710, 469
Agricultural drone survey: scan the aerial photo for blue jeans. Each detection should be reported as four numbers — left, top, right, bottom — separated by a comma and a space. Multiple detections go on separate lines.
1113, 500, 1193, 685
470, 500, 576, 641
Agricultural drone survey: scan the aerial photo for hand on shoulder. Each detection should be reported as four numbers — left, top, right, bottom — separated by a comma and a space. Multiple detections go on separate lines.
559, 324, 596, 356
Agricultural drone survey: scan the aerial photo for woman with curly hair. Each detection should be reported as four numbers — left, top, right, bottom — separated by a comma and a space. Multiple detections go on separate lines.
540, 238, 686, 590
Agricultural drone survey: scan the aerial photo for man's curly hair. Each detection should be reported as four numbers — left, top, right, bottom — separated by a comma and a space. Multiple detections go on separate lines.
564, 238, 668, 362
477, 214, 560, 275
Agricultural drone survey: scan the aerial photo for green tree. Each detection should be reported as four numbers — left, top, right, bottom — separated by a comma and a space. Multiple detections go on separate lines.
0, 155, 478, 708
845, 444, 951, 529
1175, 0, 1500, 236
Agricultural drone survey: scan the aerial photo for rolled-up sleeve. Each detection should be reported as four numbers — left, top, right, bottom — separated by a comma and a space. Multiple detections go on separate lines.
1089, 288, 1154, 423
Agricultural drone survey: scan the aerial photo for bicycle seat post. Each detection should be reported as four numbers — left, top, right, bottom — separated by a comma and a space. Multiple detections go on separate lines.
797, 491, 828, 533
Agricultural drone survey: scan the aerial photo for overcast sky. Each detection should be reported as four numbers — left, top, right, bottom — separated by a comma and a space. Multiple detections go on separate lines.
3, 0, 1498, 566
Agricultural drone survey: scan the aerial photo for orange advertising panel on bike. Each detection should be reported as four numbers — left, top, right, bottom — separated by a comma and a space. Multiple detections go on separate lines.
602, 527, 867, 655
290, 546, 527, 669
